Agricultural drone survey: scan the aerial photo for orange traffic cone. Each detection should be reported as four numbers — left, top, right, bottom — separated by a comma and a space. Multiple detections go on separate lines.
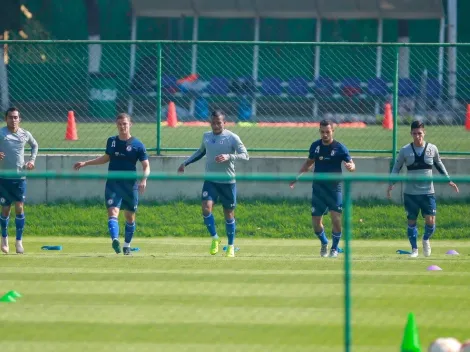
176, 74, 199, 85
65, 111, 78, 140
167, 101, 178, 128
465, 104, 470, 131
382, 103, 393, 130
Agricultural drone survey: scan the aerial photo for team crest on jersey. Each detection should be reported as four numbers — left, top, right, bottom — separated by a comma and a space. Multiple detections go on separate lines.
319, 156, 323, 160
331, 150, 336, 156
115, 152, 119, 156
315, 146, 320, 153
426, 149, 433, 156
220, 140, 224, 144
126, 145, 132, 152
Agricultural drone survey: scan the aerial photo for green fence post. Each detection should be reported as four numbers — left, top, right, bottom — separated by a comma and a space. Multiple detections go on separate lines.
156, 43, 163, 156
343, 180, 352, 352
391, 45, 400, 169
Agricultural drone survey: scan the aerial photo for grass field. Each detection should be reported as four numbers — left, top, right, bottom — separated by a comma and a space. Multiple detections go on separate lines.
1, 237, 469, 352
20, 123, 470, 155
23, 200, 470, 239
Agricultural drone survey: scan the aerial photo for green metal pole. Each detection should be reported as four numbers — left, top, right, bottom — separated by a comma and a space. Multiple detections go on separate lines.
391, 46, 400, 169
343, 180, 352, 352
156, 43, 162, 155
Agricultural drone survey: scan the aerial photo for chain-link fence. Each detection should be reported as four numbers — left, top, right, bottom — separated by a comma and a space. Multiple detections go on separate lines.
1, 41, 470, 155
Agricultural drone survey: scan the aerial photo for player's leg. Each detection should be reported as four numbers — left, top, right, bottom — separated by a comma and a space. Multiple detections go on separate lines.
404, 194, 419, 257
328, 190, 343, 258
0, 179, 14, 254
219, 183, 236, 258
0, 204, 11, 254
13, 180, 27, 254
311, 188, 329, 257
105, 182, 122, 254
421, 194, 436, 257
201, 181, 219, 255
121, 184, 138, 256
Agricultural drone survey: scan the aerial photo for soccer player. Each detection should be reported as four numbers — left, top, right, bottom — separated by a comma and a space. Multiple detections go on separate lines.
0, 107, 38, 254
290, 119, 355, 258
177, 110, 249, 257
387, 120, 459, 258
74, 113, 150, 255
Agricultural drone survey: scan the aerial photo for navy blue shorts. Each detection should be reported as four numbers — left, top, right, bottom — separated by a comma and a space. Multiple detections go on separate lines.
105, 181, 139, 212
404, 194, 436, 220
202, 181, 236, 209
0, 178, 26, 206
311, 185, 342, 216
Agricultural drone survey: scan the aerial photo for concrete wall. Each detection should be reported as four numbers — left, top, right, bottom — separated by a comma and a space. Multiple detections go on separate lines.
25, 155, 469, 204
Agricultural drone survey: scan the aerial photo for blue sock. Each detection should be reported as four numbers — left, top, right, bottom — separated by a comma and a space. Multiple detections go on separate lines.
108, 217, 119, 240
315, 229, 328, 245
124, 222, 136, 244
226, 219, 236, 245
15, 214, 25, 241
332, 232, 342, 250
423, 224, 436, 241
0, 215, 9, 238
407, 224, 418, 249
204, 213, 218, 238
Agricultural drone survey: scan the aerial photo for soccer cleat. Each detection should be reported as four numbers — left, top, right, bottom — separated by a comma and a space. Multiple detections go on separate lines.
329, 248, 338, 258
15, 240, 24, 254
410, 249, 419, 258
112, 238, 121, 254
320, 243, 329, 258
123, 246, 131, 256
423, 240, 431, 257
210, 239, 220, 255
225, 245, 235, 258
1, 236, 9, 254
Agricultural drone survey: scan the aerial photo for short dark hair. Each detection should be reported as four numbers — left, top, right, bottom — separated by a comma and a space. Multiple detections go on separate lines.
410, 120, 424, 130
320, 119, 333, 128
210, 110, 225, 119
5, 107, 20, 119
116, 113, 132, 122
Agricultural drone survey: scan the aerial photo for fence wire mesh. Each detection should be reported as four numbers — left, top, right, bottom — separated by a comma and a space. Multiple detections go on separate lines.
1, 42, 470, 154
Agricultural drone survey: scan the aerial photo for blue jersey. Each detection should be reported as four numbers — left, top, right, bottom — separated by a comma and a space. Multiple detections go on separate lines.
308, 139, 351, 191
105, 136, 148, 183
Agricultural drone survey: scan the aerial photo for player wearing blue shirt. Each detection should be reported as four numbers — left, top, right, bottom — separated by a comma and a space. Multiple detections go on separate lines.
290, 120, 355, 258
74, 113, 150, 255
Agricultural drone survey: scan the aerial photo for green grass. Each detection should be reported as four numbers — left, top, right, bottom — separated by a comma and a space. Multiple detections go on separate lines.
23, 199, 470, 239
20, 123, 470, 155
1, 237, 469, 352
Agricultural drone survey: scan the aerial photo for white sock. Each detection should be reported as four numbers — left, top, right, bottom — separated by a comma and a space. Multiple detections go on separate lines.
211, 234, 219, 240
123, 242, 130, 248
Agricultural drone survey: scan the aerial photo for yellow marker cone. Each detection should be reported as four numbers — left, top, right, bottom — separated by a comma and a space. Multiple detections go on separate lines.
401, 312, 422, 352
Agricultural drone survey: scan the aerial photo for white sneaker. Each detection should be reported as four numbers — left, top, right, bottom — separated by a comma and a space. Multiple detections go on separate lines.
423, 240, 431, 257
329, 248, 338, 258
410, 249, 419, 258
1, 236, 8, 254
320, 243, 329, 257
15, 240, 24, 254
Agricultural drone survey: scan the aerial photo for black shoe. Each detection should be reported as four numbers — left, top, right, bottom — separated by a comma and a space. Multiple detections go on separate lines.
112, 239, 121, 254
123, 246, 131, 256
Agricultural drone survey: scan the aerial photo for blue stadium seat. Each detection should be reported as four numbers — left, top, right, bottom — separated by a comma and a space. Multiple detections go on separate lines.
207, 77, 230, 95
367, 77, 389, 97
287, 77, 310, 96
426, 78, 442, 99
161, 75, 178, 94
261, 77, 283, 96
341, 77, 362, 97
398, 78, 418, 97
314, 76, 335, 96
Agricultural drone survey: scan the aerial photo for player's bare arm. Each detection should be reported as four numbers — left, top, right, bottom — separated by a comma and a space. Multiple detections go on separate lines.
138, 159, 150, 195
290, 158, 315, 189
73, 154, 110, 170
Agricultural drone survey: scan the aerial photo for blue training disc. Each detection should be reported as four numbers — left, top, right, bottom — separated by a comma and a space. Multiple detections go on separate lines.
222, 246, 240, 252
130, 247, 140, 252
396, 249, 412, 255
41, 245, 62, 251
